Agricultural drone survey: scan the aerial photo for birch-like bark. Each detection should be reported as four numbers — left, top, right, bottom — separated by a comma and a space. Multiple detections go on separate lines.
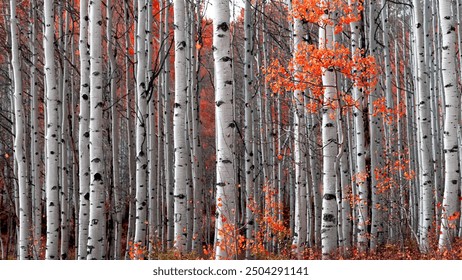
78, 0, 90, 260
438, 0, 461, 250
44, 0, 60, 260
350, 0, 368, 252
292, 17, 307, 257
134, 0, 149, 250
147, 0, 158, 254
123, 0, 137, 256
60, 8, 70, 259
173, 0, 188, 252
412, 0, 434, 252
163, 1, 175, 248
29, 0, 41, 259
87, 0, 105, 260
213, 0, 236, 259
243, 0, 254, 259
106, 0, 122, 259
320, 1, 338, 258
11, 0, 30, 260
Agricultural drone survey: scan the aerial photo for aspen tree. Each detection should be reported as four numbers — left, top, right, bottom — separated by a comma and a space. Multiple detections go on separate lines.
78, 0, 90, 260
87, 0, 105, 260
11, 0, 30, 260
134, 0, 149, 250
438, 0, 461, 250
320, 0, 338, 259
212, 0, 236, 259
44, 0, 60, 260
173, 0, 188, 252
412, 0, 434, 252
292, 17, 307, 257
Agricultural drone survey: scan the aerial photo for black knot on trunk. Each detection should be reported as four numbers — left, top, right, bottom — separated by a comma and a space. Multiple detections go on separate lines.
217, 22, 229, 32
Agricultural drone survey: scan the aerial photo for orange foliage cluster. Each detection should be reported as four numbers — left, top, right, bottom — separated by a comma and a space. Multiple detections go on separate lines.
265, 0, 377, 113
291, 0, 363, 29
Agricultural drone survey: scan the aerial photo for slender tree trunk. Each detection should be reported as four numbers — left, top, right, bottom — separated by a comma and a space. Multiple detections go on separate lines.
438, 0, 460, 250
11, 0, 30, 260
292, 17, 307, 257
78, 0, 90, 260
29, 0, 41, 259
213, 0, 236, 259
44, 0, 60, 260
243, 0, 254, 259
173, 0, 188, 252
412, 0, 434, 253
87, 0, 105, 260
320, 1, 338, 258
134, 0, 149, 251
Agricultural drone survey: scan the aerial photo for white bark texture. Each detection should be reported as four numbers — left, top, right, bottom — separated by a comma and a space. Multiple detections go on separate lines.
292, 17, 307, 256
78, 0, 90, 260
44, 0, 60, 260
173, 0, 188, 252
213, 0, 236, 259
438, 0, 461, 250
11, 0, 30, 260
320, 2, 338, 258
134, 0, 149, 249
412, 0, 434, 252
87, 0, 105, 260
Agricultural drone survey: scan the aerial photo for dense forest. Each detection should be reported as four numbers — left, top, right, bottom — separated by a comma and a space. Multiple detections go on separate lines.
1, 0, 462, 260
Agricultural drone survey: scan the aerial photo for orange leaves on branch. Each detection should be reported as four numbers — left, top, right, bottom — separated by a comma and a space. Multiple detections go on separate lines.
448, 212, 460, 221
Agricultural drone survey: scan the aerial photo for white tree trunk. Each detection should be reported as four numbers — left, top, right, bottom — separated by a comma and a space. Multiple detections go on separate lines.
411, 0, 434, 252
320, 1, 338, 258
292, 17, 307, 257
78, 0, 90, 260
87, 0, 105, 260
213, 0, 236, 259
29, 0, 41, 259
44, 0, 60, 260
134, 0, 149, 250
243, 0, 254, 259
349, 0, 368, 253
11, 0, 30, 260
438, 0, 461, 250
173, 0, 188, 252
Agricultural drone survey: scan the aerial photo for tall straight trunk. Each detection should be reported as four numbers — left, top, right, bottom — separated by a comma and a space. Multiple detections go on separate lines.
163, 1, 175, 248
350, 0, 368, 253
87, 0, 105, 260
11, 0, 30, 260
123, 0, 136, 257
320, 0, 338, 258
292, 17, 307, 256
156, 0, 165, 249
78, 0, 90, 260
412, 0, 434, 253
60, 8, 70, 259
106, 0, 122, 259
29, 0, 41, 259
368, 0, 382, 252
173, 0, 188, 252
134, 0, 149, 250
44, 0, 60, 260
438, 0, 461, 250
243, 0, 254, 259
147, 0, 158, 255
213, 0, 236, 259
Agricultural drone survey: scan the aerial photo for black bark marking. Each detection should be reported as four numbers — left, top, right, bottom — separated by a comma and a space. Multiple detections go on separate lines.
217, 22, 229, 32
94, 173, 102, 181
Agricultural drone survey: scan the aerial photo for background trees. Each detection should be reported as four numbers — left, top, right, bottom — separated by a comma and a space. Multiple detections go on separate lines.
1, 0, 462, 260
